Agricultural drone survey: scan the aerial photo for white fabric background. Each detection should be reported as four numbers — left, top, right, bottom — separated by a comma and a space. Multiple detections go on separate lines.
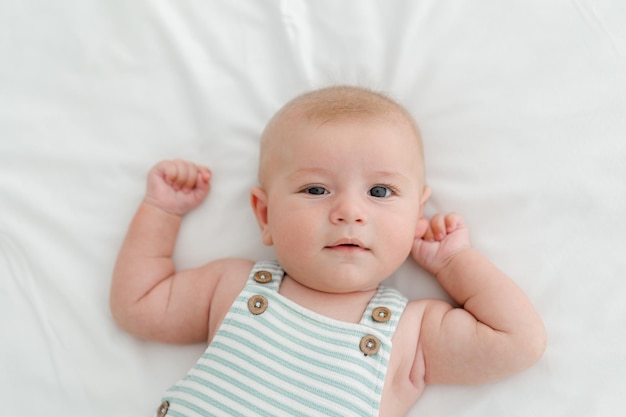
1, 0, 625, 416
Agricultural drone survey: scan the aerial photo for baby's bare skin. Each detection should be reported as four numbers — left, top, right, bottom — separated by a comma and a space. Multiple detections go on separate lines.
111, 87, 545, 416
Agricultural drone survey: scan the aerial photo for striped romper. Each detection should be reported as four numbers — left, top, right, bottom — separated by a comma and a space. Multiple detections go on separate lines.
158, 260, 408, 417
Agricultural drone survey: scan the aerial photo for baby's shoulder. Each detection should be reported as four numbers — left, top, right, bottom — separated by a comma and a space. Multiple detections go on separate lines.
384, 299, 438, 405
204, 258, 256, 339
392, 299, 452, 365
395, 299, 430, 338
207, 257, 256, 290
214, 257, 256, 274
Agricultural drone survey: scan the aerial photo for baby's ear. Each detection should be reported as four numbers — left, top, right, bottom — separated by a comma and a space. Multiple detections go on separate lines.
250, 186, 273, 246
420, 185, 431, 207
415, 186, 431, 239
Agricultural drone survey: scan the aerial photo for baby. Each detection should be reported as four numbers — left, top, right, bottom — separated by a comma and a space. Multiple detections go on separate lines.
111, 86, 546, 417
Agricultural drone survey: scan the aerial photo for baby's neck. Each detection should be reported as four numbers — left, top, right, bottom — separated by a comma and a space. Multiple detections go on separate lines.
278, 274, 377, 323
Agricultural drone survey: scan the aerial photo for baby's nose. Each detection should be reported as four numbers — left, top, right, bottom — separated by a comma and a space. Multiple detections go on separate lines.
329, 195, 367, 224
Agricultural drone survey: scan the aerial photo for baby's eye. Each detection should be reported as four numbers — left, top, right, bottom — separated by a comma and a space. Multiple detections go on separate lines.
369, 185, 392, 198
304, 186, 328, 195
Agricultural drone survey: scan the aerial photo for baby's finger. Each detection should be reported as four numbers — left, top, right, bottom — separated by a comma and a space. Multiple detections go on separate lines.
199, 166, 212, 183
193, 168, 212, 194
429, 213, 447, 241
161, 161, 179, 186
181, 163, 201, 192
168, 160, 187, 190
444, 212, 464, 233
422, 224, 435, 241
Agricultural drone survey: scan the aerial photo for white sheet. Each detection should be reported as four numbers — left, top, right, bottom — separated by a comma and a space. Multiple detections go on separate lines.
2, 0, 625, 416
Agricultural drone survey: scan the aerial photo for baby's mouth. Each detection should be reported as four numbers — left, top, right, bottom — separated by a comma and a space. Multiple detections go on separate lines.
326, 239, 369, 251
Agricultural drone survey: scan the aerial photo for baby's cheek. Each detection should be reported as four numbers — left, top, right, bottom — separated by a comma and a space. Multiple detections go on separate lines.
382, 219, 417, 252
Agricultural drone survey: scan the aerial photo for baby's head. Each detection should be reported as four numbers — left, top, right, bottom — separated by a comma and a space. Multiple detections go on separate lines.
252, 86, 430, 292
258, 86, 426, 188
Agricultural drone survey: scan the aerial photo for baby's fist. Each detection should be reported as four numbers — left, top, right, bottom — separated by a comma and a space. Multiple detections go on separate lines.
412, 212, 471, 276
144, 159, 211, 216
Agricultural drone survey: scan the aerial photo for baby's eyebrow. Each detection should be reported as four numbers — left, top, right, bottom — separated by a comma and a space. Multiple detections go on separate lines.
287, 168, 410, 184
372, 170, 407, 179
287, 167, 332, 180
367, 170, 413, 187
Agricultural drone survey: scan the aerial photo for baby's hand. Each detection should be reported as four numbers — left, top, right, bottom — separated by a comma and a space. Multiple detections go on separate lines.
411, 213, 471, 276
144, 159, 211, 216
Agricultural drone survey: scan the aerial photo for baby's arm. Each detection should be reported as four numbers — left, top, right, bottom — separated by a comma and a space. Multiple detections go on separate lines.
411, 213, 546, 385
111, 160, 238, 343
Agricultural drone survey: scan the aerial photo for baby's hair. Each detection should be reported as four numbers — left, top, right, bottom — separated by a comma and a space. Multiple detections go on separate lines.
278, 85, 418, 129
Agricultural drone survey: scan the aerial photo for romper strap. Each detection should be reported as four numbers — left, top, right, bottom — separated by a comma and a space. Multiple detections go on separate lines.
248, 260, 284, 292
360, 285, 408, 339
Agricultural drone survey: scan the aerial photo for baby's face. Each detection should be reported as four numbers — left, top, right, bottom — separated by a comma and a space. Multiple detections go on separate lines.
256, 114, 428, 293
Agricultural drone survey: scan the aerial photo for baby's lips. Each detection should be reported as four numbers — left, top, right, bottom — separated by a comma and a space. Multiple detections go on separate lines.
327, 238, 370, 250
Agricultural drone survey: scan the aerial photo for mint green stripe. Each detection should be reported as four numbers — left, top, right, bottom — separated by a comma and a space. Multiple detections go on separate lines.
230, 302, 370, 355
164, 388, 248, 417
209, 326, 379, 391
203, 340, 374, 412
167, 378, 278, 417
232, 292, 393, 362
185, 366, 344, 416
223, 313, 388, 374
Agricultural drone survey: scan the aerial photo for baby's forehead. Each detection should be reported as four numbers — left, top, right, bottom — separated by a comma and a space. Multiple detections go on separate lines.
271, 105, 421, 148
285, 88, 412, 125
261, 114, 423, 176
258, 86, 425, 183
272, 88, 417, 130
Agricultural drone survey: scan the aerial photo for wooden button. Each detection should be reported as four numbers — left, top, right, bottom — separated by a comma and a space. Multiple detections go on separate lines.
254, 270, 272, 283
156, 401, 169, 417
359, 335, 380, 356
372, 306, 391, 323
248, 295, 268, 315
